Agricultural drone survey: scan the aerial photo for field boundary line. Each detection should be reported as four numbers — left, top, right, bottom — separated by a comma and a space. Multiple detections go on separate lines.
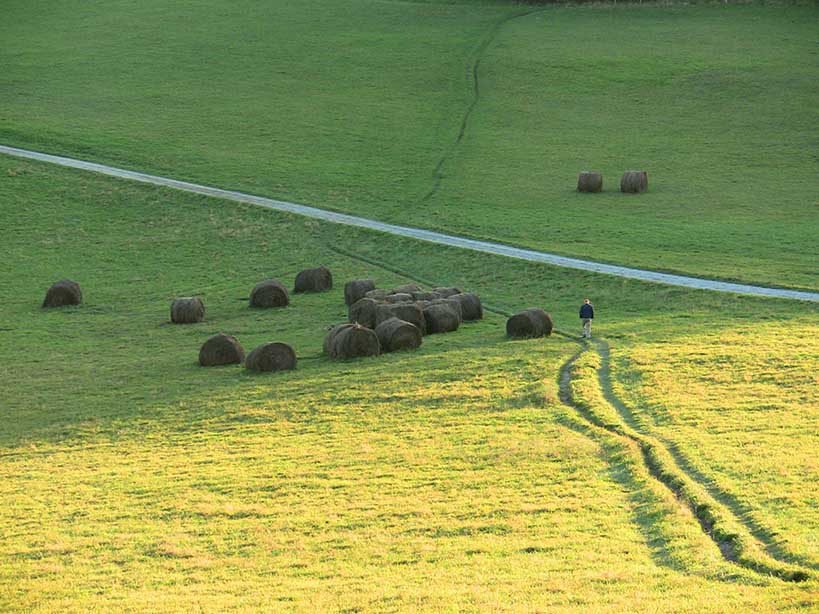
2, 144, 817, 303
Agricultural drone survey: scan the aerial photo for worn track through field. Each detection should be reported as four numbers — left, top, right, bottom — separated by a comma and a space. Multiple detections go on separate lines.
2, 144, 817, 303
558, 342, 812, 582
594, 339, 819, 573
417, 8, 545, 205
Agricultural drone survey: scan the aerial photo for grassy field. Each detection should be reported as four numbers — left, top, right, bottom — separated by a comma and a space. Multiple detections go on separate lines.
1, 156, 818, 612
1, 1, 817, 290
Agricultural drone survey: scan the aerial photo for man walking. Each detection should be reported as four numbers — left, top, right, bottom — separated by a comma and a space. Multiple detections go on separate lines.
579, 298, 594, 339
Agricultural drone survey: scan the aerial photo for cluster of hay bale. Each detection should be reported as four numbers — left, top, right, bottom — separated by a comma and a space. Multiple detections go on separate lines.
327, 280, 485, 361
577, 170, 648, 193
198, 332, 296, 372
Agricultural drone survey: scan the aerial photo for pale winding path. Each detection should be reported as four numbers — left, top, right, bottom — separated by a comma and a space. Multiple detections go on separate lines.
2, 144, 817, 303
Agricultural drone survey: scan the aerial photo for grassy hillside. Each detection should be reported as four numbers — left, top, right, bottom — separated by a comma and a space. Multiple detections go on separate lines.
1, 1, 817, 289
1, 156, 817, 611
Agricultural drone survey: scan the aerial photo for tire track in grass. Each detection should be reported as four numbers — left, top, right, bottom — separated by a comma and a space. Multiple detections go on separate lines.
417, 8, 545, 205
595, 339, 819, 573
561, 342, 812, 583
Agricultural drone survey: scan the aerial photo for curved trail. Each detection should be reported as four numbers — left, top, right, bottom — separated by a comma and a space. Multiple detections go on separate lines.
558, 341, 812, 582
594, 339, 819, 573
2, 144, 817, 303
418, 8, 544, 205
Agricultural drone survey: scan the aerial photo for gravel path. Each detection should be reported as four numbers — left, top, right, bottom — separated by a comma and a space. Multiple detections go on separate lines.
2, 144, 817, 303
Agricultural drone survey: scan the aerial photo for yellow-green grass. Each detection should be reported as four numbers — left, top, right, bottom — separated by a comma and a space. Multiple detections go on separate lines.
2, 157, 819, 611
1, 1, 817, 290
608, 327, 819, 571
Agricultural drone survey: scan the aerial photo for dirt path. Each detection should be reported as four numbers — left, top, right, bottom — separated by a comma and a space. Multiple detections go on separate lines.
2, 144, 817, 303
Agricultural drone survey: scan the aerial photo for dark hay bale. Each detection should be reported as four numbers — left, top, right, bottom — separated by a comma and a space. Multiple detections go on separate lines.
324, 323, 355, 354
327, 323, 380, 359
294, 266, 332, 293
433, 287, 462, 298
450, 293, 483, 321
199, 333, 245, 366
171, 297, 205, 323
375, 317, 422, 353
430, 298, 463, 323
577, 171, 603, 193
245, 342, 297, 372
376, 302, 426, 334
385, 293, 413, 304
42, 279, 82, 308
344, 279, 376, 306
365, 288, 392, 302
348, 298, 378, 329
392, 283, 420, 295
250, 279, 289, 308
620, 170, 648, 193
411, 291, 441, 301
506, 308, 554, 339
423, 303, 460, 334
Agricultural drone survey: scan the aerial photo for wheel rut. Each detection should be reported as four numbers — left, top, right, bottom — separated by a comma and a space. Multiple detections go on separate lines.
557, 341, 812, 583
417, 8, 545, 206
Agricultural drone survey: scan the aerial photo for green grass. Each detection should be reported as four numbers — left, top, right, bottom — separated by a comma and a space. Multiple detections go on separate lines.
2, 155, 818, 612
1, 1, 817, 289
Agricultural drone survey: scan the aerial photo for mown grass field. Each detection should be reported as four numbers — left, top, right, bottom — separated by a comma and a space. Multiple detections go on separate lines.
1, 1, 817, 289
1, 156, 818, 612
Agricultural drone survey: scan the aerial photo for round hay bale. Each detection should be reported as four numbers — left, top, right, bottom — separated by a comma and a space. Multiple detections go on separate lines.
348, 297, 378, 329
430, 298, 463, 323
376, 303, 426, 334
433, 287, 462, 298
450, 293, 483, 321
250, 279, 289, 308
506, 308, 554, 339
392, 283, 421, 295
245, 342, 297, 372
329, 323, 380, 359
375, 317, 422, 353
620, 170, 648, 193
344, 279, 376, 306
577, 171, 603, 193
411, 291, 441, 301
324, 323, 356, 355
365, 288, 392, 302
199, 333, 245, 366
294, 266, 332, 293
423, 303, 460, 334
171, 297, 205, 324
42, 279, 82, 308
385, 292, 413, 304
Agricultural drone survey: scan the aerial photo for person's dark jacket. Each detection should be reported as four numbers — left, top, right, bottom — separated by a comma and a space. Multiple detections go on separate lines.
579, 303, 594, 319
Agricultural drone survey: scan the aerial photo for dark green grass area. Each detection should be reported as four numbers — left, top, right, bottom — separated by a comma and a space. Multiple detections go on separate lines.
1, 2, 816, 289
